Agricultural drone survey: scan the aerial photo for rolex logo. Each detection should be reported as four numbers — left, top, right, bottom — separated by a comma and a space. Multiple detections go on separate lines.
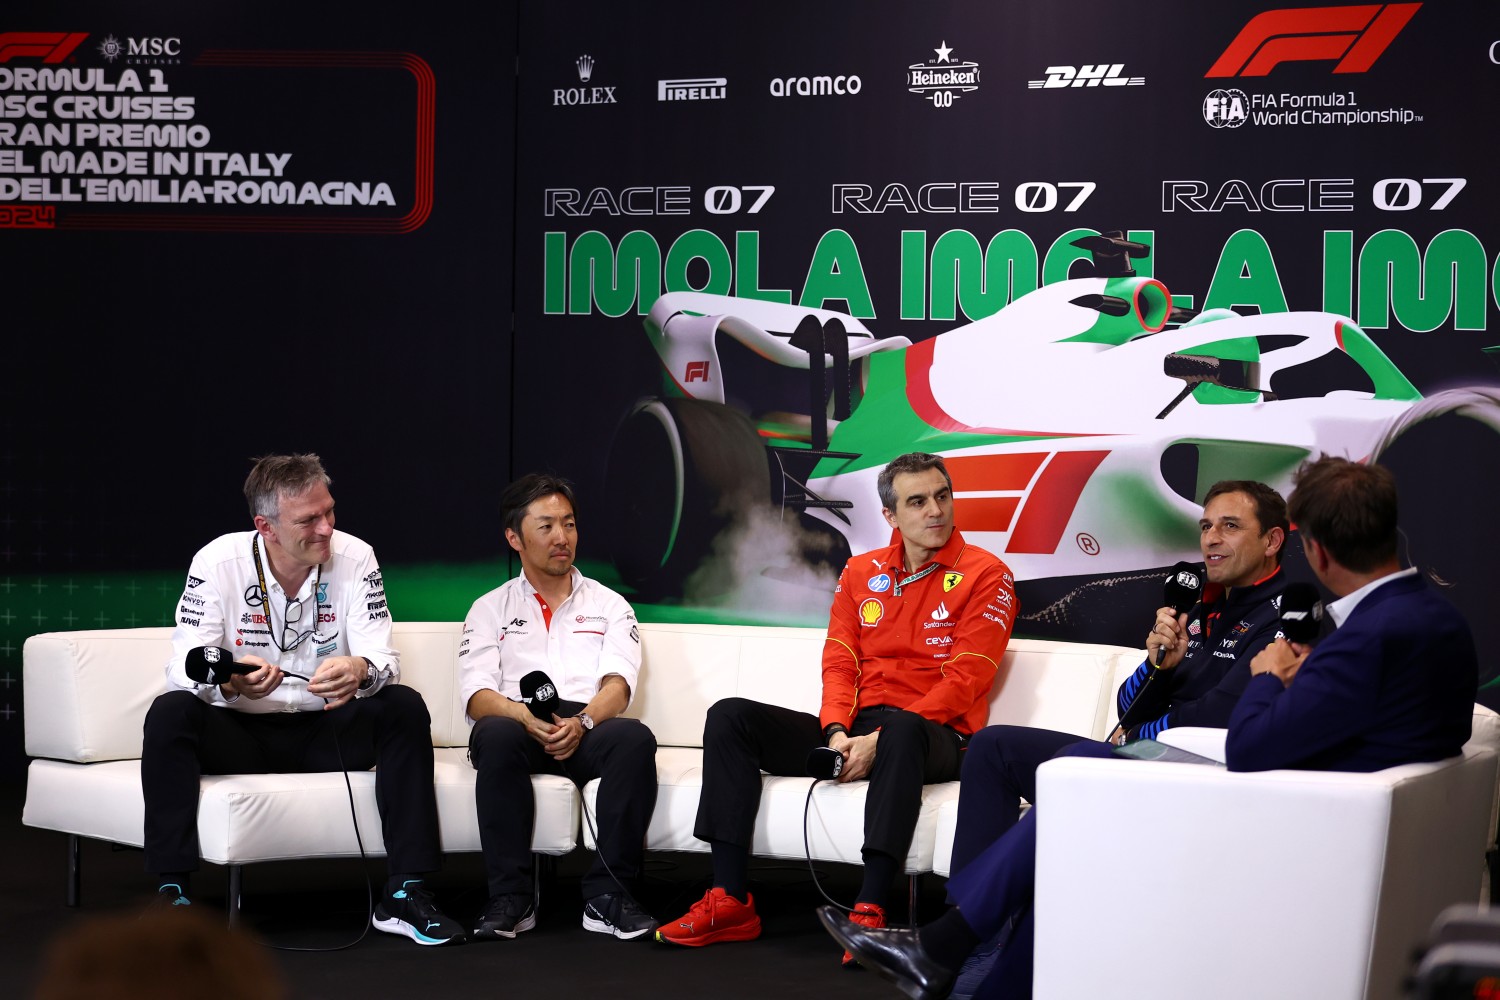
576, 54, 594, 82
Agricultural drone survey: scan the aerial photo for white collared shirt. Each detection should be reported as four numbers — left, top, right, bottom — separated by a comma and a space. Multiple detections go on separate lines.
165, 529, 398, 712
1326, 566, 1419, 627
458, 568, 640, 725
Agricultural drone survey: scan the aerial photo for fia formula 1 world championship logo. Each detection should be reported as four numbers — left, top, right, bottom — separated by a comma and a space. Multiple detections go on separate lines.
1205, 3, 1421, 77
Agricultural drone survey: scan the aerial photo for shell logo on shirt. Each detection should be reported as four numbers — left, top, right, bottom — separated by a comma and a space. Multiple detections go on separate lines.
859, 598, 885, 627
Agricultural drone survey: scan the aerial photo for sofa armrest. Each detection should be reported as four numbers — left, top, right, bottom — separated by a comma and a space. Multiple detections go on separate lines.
1033, 749, 1497, 1000
24, 630, 172, 762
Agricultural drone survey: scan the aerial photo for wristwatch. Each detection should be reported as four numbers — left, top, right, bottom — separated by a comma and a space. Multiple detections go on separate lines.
358, 658, 377, 691
576, 712, 595, 732
823, 723, 848, 743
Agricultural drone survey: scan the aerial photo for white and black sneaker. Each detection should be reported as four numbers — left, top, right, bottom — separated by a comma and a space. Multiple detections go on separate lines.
583, 891, 658, 940
372, 880, 466, 946
474, 893, 537, 941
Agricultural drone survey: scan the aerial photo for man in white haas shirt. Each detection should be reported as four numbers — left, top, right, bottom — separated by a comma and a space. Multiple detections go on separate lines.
459, 474, 658, 942
141, 454, 463, 945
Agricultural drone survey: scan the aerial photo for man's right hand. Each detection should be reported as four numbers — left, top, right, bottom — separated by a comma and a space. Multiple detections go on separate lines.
520, 712, 558, 746
830, 730, 879, 782
221, 654, 284, 700
1145, 606, 1190, 670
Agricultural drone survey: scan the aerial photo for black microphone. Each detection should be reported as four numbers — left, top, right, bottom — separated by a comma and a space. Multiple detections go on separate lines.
519, 670, 560, 721
806, 745, 845, 780
185, 646, 247, 685
184, 645, 309, 686
1156, 561, 1204, 666
1115, 562, 1206, 741
1278, 583, 1325, 645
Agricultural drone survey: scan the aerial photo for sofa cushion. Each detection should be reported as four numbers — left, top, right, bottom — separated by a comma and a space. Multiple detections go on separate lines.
22, 753, 578, 863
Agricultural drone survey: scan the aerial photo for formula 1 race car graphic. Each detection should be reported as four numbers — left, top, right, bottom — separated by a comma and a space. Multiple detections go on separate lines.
600, 232, 1500, 645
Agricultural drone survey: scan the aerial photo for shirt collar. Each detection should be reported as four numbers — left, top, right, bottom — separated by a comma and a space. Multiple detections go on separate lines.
516, 566, 584, 602
883, 527, 968, 574
1327, 566, 1418, 627
1200, 563, 1283, 608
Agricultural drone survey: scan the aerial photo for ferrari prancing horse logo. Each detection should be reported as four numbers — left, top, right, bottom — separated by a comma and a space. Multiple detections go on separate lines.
942, 572, 963, 592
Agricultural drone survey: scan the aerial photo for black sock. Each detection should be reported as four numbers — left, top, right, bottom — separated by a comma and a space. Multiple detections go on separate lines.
385, 874, 421, 897
157, 873, 192, 896
919, 907, 982, 971
711, 841, 749, 902
856, 850, 899, 909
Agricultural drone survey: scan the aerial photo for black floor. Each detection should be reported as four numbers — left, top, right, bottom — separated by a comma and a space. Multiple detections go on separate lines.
4, 784, 950, 999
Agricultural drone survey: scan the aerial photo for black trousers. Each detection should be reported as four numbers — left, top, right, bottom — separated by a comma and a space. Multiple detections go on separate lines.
949, 725, 1101, 875
469, 710, 657, 899
140, 686, 442, 876
693, 698, 966, 861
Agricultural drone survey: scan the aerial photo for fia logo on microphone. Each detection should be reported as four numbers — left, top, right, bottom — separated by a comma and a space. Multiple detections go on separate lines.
535, 682, 557, 702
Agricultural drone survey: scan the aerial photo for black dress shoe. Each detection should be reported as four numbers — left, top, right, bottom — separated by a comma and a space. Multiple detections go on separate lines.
816, 906, 955, 1000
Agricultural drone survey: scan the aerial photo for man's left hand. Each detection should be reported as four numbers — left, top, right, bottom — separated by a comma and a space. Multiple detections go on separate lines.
308, 655, 367, 710
1249, 638, 1308, 688
838, 731, 879, 782
544, 714, 586, 761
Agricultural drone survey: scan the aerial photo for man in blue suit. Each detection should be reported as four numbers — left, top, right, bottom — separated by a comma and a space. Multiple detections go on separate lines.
818, 456, 1477, 1000
1226, 456, 1476, 771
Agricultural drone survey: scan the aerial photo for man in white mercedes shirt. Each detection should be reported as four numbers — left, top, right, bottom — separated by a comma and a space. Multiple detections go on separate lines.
459, 473, 658, 942
141, 453, 463, 945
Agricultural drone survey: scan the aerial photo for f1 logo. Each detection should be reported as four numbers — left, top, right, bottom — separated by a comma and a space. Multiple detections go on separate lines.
1205, 3, 1420, 77
0, 32, 88, 64
684, 360, 711, 383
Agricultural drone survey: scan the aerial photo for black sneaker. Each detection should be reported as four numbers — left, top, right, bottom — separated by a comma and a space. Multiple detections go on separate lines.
473, 893, 537, 941
372, 880, 466, 946
583, 891, 658, 940
144, 883, 191, 914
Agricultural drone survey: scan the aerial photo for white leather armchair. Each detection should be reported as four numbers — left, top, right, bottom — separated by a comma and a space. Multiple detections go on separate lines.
1032, 741, 1498, 1000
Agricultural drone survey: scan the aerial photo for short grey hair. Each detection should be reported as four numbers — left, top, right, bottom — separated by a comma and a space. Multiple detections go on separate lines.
243, 454, 332, 521
877, 452, 952, 511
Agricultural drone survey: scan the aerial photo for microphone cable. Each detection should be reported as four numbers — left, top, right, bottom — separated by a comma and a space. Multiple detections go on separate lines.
264, 688, 374, 953
802, 775, 856, 914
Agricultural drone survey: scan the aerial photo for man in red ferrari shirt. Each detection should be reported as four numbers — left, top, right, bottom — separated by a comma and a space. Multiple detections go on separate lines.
657, 452, 1016, 962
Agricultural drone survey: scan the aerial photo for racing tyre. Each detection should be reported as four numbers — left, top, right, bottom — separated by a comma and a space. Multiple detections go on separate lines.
1370, 386, 1500, 708
603, 397, 771, 599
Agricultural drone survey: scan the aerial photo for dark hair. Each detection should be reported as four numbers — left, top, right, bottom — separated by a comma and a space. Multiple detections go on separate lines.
243, 454, 331, 521
1204, 479, 1289, 562
877, 452, 952, 511
1287, 457, 1398, 572
501, 473, 577, 537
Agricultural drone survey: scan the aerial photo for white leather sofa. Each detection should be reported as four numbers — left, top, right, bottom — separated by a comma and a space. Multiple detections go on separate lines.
22, 622, 1140, 914
1033, 727, 1500, 1000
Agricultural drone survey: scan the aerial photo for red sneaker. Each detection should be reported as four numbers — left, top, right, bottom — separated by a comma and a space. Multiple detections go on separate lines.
841, 901, 887, 967
655, 887, 762, 947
